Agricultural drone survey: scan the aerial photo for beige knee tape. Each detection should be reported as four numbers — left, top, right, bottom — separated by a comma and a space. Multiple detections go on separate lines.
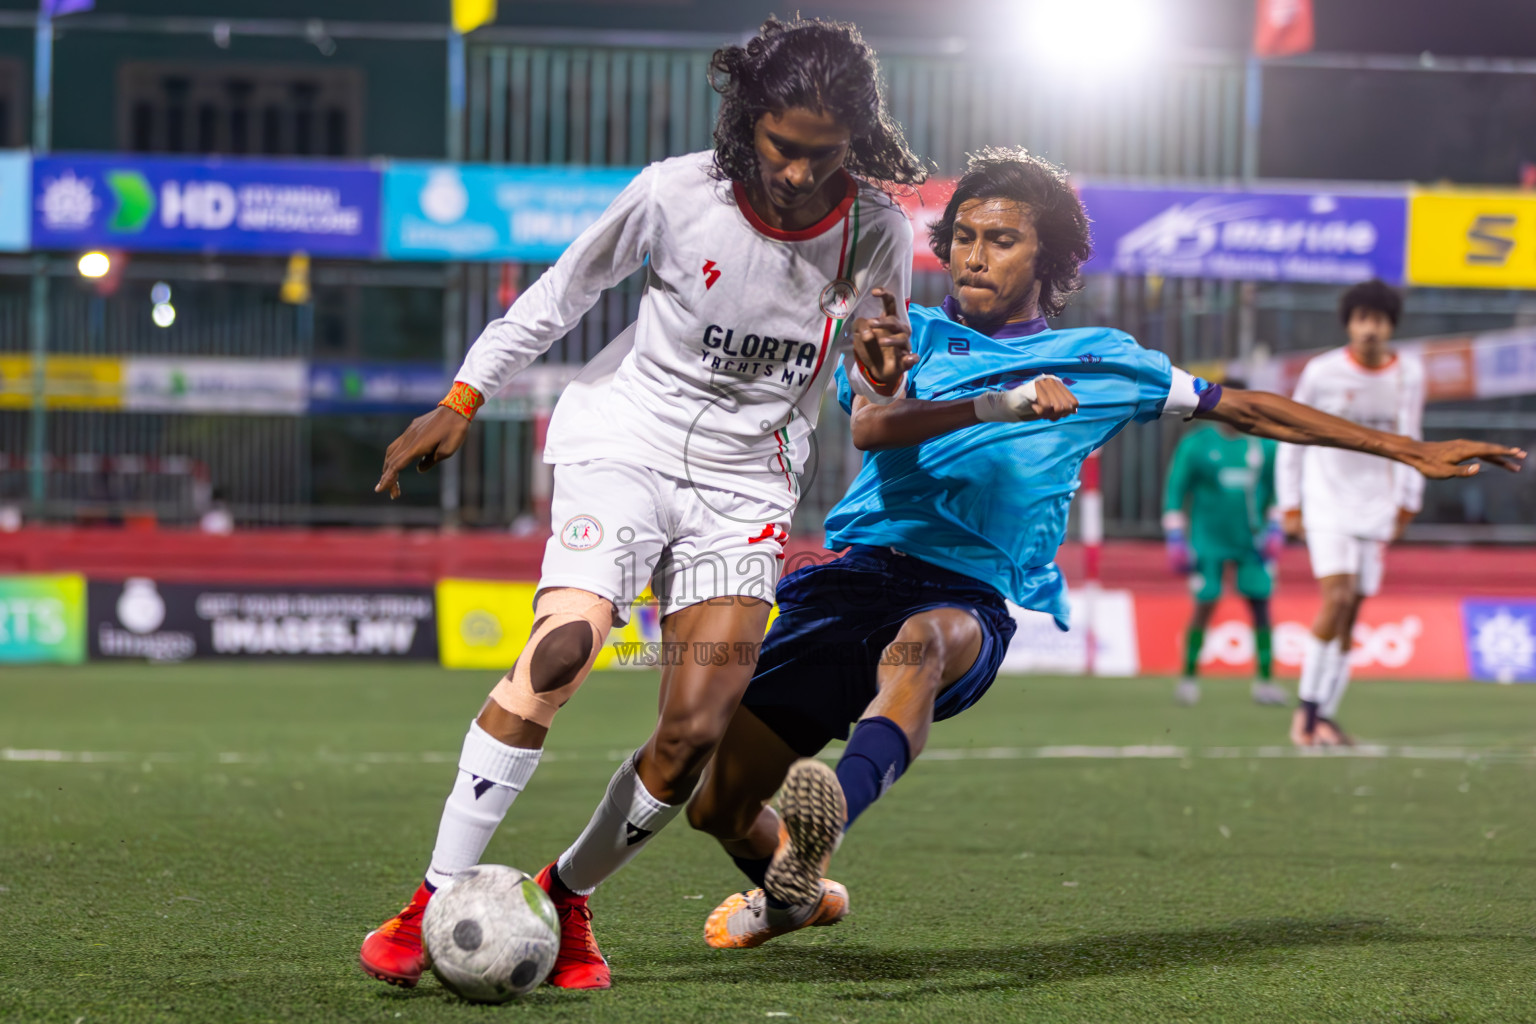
489, 588, 614, 727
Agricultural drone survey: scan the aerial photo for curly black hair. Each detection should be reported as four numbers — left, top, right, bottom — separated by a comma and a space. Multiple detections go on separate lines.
1338, 278, 1402, 327
928, 147, 1093, 318
709, 18, 927, 188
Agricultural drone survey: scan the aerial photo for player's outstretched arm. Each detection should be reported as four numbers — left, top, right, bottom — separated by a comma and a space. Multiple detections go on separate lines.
1202, 387, 1526, 480
851, 375, 1077, 450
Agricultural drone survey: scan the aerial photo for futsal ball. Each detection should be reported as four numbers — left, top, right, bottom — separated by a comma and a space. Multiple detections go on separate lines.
421, 864, 560, 1003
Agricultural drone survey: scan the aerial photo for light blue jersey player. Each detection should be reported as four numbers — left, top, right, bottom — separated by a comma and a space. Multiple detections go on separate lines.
684, 148, 1526, 951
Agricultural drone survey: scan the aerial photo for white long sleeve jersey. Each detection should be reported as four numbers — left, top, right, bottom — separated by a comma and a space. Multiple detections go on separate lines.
452, 150, 914, 507
1275, 346, 1426, 540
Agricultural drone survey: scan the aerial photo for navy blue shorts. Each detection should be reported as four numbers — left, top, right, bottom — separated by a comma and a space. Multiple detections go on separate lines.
741, 545, 1018, 757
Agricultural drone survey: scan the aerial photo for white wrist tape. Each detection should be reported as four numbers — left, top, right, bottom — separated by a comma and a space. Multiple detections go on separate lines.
973, 374, 1058, 422
844, 352, 905, 406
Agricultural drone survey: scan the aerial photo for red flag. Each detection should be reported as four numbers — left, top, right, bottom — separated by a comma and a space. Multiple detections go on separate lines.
1253, 0, 1314, 57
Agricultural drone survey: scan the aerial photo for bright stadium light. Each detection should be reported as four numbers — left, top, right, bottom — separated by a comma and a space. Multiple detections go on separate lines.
1024, 0, 1162, 72
151, 302, 176, 328
78, 251, 110, 278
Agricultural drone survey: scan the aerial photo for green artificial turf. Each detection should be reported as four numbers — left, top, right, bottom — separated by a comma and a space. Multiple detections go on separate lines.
2, 665, 1534, 1023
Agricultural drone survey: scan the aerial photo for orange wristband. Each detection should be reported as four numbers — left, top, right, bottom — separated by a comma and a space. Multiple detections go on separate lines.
438, 381, 485, 420
855, 358, 900, 397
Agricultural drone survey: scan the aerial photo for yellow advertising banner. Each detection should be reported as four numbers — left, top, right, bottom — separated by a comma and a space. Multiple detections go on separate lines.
436, 579, 673, 671
1407, 189, 1536, 289
0, 355, 123, 409
436, 578, 779, 671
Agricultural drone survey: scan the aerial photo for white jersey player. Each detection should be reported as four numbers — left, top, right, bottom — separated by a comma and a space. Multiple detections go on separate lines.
1277, 280, 1424, 746
361, 18, 934, 993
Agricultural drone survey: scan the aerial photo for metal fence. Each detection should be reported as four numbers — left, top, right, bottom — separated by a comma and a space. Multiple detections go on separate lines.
6, 31, 1533, 537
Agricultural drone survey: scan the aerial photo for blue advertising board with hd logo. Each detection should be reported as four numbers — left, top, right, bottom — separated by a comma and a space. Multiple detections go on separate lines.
1078, 184, 1407, 285
32, 154, 380, 257
382, 163, 637, 261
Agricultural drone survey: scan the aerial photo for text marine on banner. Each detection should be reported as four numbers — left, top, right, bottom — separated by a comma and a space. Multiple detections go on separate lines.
32, 154, 380, 257
1078, 186, 1407, 285
1407, 189, 1536, 289
88, 580, 438, 661
0, 574, 87, 664
382, 163, 637, 261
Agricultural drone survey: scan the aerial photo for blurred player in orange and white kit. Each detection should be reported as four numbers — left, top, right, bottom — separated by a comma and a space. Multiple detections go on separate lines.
1277, 280, 1423, 746
359, 18, 927, 992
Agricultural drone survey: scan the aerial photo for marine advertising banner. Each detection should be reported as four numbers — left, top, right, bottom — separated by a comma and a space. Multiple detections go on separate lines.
32, 154, 380, 257
1078, 185, 1407, 285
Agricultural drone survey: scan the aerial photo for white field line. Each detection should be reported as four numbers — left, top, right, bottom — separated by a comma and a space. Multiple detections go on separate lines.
6, 744, 1536, 765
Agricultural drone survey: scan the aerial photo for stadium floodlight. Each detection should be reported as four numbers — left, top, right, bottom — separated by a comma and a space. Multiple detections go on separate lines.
151, 281, 171, 305
1022, 0, 1162, 72
78, 251, 110, 278
151, 302, 176, 328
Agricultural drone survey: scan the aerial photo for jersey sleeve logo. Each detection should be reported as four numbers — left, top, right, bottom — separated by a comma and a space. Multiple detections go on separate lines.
947, 336, 971, 355
702, 259, 721, 290
818, 278, 858, 320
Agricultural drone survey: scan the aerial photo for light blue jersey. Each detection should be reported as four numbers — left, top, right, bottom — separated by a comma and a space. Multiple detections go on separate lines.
830, 299, 1213, 629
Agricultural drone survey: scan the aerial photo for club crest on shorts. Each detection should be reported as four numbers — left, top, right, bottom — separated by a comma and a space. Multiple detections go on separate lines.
560, 514, 603, 550
819, 278, 858, 320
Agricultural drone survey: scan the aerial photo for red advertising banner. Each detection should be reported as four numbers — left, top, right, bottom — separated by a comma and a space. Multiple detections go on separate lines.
1136, 593, 1469, 679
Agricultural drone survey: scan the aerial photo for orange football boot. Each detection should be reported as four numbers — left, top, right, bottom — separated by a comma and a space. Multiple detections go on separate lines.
704, 880, 850, 949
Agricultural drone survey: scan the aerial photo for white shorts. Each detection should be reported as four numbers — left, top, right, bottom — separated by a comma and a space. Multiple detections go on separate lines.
1305, 530, 1386, 596
539, 459, 793, 622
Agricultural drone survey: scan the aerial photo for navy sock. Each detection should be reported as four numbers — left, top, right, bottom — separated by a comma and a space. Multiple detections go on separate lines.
731, 854, 771, 889
1300, 699, 1319, 732
835, 716, 912, 829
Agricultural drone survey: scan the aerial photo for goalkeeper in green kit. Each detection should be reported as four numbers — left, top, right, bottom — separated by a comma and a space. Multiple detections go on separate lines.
1162, 385, 1289, 708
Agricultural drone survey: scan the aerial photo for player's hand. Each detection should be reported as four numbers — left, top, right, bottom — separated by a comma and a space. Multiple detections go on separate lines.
1392, 507, 1416, 542
1166, 531, 1192, 575
849, 288, 914, 389
375, 406, 472, 499
1398, 438, 1526, 480
973, 374, 1077, 422
1281, 508, 1303, 540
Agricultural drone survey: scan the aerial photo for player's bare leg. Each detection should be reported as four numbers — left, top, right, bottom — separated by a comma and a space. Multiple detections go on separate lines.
695, 608, 981, 947
1176, 598, 1218, 706
1293, 574, 1354, 747
541, 595, 772, 986
689, 709, 849, 948
359, 587, 611, 987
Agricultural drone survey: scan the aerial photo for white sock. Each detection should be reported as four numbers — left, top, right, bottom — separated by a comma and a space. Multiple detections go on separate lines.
425, 722, 542, 890
1322, 647, 1353, 719
555, 753, 682, 895
1297, 634, 1334, 705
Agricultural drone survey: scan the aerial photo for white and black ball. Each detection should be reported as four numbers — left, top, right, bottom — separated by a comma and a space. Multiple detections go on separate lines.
421, 864, 559, 1003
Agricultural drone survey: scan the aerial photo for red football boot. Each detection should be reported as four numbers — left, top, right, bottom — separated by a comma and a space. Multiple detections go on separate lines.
534, 863, 611, 990
359, 881, 432, 987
